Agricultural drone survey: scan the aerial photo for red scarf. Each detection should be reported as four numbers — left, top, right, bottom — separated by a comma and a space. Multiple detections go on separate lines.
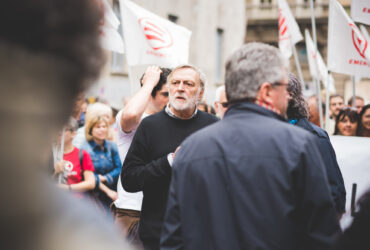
254, 99, 281, 115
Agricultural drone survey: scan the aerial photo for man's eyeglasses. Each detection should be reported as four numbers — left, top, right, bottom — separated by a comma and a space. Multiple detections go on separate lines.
271, 82, 289, 88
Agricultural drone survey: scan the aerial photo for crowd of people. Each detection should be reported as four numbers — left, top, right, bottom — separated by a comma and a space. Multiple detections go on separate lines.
51, 48, 368, 250
306, 94, 370, 137
51, 49, 369, 250
2, 0, 370, 250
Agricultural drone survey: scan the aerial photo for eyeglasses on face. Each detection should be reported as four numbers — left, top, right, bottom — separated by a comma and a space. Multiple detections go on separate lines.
271, 81, 289, 88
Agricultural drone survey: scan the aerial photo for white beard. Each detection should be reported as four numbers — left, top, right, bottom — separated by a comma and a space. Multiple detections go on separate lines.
169, 91, 200, 112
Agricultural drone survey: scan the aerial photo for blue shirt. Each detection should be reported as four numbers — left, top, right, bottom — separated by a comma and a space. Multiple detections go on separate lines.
81, 140, 122, 189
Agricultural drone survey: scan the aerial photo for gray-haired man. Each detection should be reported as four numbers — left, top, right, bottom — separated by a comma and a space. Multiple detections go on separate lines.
121, 64, 218, 250
161, 43, 340, 250
214, 85, 228, 118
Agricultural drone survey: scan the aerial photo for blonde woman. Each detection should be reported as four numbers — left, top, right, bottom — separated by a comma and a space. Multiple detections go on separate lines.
81, 116, 122, 212
73, 102, 115, 147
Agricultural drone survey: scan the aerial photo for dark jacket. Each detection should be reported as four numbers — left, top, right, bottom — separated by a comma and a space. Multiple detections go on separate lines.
161, 102, 340, 250
295, 118, 346, 214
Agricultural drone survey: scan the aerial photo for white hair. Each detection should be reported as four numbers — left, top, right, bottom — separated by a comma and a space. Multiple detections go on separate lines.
215, 85, 225, 102
225, 42, 289, 102
85, 102, 112, 123
166, 64, 206, 89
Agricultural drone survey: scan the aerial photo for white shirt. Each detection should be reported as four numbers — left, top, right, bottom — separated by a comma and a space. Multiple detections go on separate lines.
72, 126, 86, 148
114, 110, 148, 211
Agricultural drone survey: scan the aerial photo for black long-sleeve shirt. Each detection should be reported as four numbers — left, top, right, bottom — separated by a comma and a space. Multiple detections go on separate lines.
121, 110, 218, 248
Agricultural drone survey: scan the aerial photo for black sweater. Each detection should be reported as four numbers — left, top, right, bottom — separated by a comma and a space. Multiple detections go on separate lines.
121, 110, 218, 247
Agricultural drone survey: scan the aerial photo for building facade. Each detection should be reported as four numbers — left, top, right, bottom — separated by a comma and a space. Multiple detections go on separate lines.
91, 0, 246, 109
245, 0, 370, 103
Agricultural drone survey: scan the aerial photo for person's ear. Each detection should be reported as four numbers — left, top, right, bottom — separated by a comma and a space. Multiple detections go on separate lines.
214, 101, 219, 114
256, 82, 273, 104
198, 88, 204, 102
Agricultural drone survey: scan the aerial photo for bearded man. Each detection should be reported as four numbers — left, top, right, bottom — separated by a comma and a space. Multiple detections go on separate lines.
121, 64, 218, 250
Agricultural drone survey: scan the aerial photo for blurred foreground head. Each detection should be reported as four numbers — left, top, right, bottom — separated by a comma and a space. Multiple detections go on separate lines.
0, 1, 130, 250
0, 0, 104, 160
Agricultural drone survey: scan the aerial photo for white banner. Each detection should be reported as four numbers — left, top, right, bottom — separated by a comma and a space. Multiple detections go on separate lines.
277, 0, 303, 58
360, 25, 370, 45
328, 0, 370, 78
330, 136, 370, 230
351, 0, 370, 25
305, 29, 335, 92
120, 0, 191, 67
100, 0, 124, 53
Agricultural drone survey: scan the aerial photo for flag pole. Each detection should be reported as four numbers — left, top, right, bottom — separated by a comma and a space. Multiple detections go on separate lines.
351, 75, 356, 108
316, 79, 324, 128
292, 44, 305, 90
325, 71, 331, 131
309, 0, 323, 128
58, 127, 66, 184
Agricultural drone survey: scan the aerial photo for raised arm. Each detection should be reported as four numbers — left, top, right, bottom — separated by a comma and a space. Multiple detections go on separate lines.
120, 66, 161, 133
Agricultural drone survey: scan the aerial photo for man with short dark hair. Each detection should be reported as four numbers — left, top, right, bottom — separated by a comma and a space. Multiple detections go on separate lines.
330, 94, 345, 118
161, 43, 340, 250
327, 94, 345, 134
287, 73, 346, 218
113, 66, 171, 246
121, 64, 218, 250
348, 96, 365, 113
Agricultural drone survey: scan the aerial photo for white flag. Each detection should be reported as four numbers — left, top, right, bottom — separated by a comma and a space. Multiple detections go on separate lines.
100, 0, 124, 54
328, 0, 370, 78
277, 0, 303, 58
120, 0, 191, 67
351, 0, 370, 25
360, 25, 370, 45
305, 30, 336, 92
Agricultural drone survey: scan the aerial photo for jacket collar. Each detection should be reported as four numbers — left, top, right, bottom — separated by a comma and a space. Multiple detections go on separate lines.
89, 139, 108, 152
225, 101, 287, 122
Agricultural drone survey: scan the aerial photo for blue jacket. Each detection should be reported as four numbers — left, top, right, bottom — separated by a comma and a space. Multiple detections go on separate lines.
295, 118, 346, 214
81, 140, 121, 190
161, 102, 340, 250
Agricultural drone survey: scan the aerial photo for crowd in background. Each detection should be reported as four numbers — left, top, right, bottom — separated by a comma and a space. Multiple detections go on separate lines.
51, 64, 369, 249
303, 94, 370, 137
51, 78, 370, 213
6, 1, 368, 249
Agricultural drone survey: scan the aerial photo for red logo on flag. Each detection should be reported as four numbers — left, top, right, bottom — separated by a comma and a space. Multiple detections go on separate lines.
350, 23, 368, 59
278, 9, 289, 41
139, 18, 173, 50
